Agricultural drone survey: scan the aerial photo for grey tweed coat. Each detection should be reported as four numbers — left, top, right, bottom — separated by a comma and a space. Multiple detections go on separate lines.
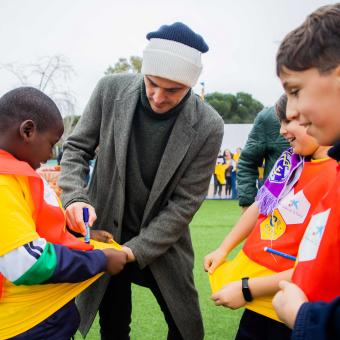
59, 74, 224, 339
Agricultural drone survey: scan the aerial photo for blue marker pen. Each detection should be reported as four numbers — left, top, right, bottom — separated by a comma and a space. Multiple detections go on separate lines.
264, 247, 296, 261
83, 207, 90, 244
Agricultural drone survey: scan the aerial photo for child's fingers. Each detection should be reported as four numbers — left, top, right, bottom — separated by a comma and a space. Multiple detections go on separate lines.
214, 299, 222, 306
90, 230, 114, 243
203, 257, 212, 272
272, 290, 283, 309
102, 230, 113, 238
211, 294, 222, 305
211, 292, 219, 301
101, 231, 113, 242
208, 262, 218, 275
278, 280, 290, 290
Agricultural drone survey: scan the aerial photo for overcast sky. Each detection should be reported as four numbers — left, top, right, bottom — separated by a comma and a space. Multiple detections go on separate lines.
0, 0, 337, 114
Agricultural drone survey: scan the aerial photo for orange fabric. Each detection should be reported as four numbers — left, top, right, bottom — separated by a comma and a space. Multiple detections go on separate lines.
0, 151, 92, 251
0, 150, 93, 298
243, 158, 337, 272
0, 275, 3, 300
292, 163, 340, 302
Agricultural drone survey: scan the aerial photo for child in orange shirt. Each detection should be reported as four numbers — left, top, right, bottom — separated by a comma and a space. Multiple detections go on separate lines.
0, 87, 127, 339
204, 94, 336, 339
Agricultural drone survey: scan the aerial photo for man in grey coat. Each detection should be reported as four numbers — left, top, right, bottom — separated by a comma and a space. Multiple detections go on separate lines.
58, 22, 224, 340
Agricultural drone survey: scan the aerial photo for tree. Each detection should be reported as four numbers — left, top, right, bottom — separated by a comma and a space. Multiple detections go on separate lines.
1, 55, 78, 146
105, 55, 142, 75
205, 91, 264, 123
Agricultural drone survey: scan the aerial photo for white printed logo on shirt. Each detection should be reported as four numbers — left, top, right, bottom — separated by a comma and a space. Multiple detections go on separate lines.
278, 190, 311, 225
41, 177, 59, 207
298, 209, 330, 262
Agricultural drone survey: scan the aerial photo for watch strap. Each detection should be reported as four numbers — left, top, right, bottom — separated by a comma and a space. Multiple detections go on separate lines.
241, 277, 253, 302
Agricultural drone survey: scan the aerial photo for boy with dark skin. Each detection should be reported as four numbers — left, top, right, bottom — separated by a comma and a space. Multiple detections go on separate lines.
0, 87, 127, 339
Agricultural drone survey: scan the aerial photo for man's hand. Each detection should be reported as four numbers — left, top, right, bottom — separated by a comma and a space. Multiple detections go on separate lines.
204, 248, 226, 274
65, 202, 97, 235
211, 281, 246, 309
90, 230, 113, 243
272, 280, 308, 329
102, 249, 127, 275
122, 246, 136, 262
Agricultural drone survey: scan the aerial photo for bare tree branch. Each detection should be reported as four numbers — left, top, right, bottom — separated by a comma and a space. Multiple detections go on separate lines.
1, 55, 76, 116
1, 55, 79, 143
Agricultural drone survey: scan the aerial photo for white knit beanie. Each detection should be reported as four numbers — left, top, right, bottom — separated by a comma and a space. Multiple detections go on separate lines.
141, 22, 209, 87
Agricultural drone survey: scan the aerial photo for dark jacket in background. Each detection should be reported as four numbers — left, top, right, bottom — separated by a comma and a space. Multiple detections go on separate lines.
237, 106, 289, 207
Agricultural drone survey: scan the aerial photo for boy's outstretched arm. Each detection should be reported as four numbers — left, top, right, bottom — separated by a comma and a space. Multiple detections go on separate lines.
204, 202, 259, 274
211, 268, 293, 309
0, 238, 127, 285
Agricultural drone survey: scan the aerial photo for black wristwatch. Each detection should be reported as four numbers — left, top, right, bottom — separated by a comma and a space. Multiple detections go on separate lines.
241, 277, 253, 302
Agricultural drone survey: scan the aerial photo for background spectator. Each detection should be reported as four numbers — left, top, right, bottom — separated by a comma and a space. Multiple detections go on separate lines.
214, 156, 226, 198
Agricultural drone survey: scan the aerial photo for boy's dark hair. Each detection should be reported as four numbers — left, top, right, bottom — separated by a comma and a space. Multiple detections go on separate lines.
0, 87, 62, 131
275, 94, 287, 122
276, 3, 340, 75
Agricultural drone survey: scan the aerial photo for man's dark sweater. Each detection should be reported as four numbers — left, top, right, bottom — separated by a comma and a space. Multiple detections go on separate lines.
121, 83, 190, 243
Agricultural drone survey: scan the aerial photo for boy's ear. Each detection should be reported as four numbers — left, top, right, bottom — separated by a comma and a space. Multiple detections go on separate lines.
19, 120, 37, 142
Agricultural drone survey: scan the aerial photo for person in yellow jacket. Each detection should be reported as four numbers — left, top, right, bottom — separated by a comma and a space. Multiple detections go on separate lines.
214, 156, 227, 198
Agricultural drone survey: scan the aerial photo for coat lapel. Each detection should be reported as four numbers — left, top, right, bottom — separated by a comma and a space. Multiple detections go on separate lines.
143, 94, 198, 223
113, 79, 141, 184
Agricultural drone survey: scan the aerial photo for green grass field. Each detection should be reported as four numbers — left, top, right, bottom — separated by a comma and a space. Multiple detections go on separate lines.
76, 200, 243, 340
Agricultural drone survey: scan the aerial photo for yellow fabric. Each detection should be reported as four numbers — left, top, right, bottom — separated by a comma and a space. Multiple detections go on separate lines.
215, 164, 227, 184
0, 239, 121, 339
0, 175, 39, 256
79, 237, 122, 251
209, 250, 281, 322
1, 274, 102, 338
0, 174, 122, 338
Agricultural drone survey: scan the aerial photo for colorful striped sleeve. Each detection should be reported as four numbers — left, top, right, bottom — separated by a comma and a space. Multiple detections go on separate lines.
0, 238, 107, 286
0, 238, 57, 285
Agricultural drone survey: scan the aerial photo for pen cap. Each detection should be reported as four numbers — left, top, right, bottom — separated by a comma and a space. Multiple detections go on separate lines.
83, 207, 89, 223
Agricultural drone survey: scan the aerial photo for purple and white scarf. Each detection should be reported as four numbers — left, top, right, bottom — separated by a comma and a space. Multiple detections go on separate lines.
256, 147, 304, 216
